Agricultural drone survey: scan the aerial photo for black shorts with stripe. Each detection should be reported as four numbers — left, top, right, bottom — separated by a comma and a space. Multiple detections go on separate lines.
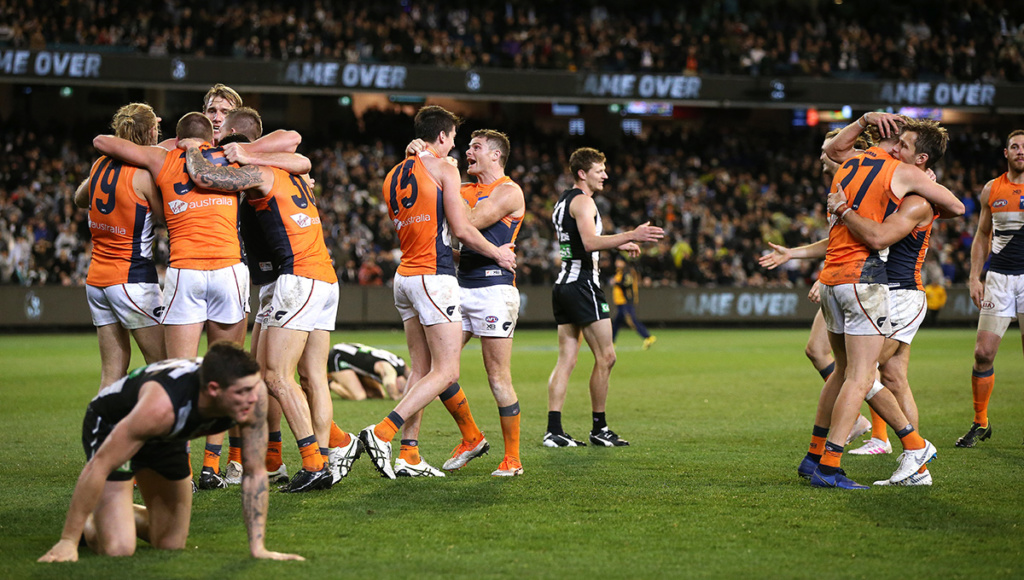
552, 279, 610, 326
82, 406, 191, 482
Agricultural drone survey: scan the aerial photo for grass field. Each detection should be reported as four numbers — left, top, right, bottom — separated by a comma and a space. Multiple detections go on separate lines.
1, 327, 1023, 579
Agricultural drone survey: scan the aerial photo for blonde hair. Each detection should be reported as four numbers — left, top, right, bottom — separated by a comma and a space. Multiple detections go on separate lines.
111, 103, 159, 146
203, 84, 243, 111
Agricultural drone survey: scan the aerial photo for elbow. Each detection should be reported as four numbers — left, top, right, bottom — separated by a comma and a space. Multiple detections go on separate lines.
281, 130, 302, 153
93, 135, 109, 153
864, 237, 886, 251
298, 155, 312, 174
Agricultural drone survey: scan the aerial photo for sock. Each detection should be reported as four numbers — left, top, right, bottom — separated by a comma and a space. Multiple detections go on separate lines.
373, 411, 404, 442
298, 435, 325, 472
266, 431, 283, 471
869, 407, 888, 442
439, 383, 483, 444
228, 437, 242, 465
818, 361, 835, 381
592, 411, 607, 434
203, 443, 222, 473
818, 441, 843, 475
399, 439, 421, 464
896, 424, 925, 450
329, 421, 352, 448
547, 411, 563, 435
498, 402, 521, 462
971, 368, 994, 427
807, 425, 829, 459
319, 446, 329, 464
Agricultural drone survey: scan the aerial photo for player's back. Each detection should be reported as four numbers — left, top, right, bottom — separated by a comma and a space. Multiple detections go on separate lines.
820, 147, 899, 286
154, 144, 241, 270
85, 155, 158, 287
384, 151, 455, 277
247, 168, 337, 283
987, 173, 1024, 275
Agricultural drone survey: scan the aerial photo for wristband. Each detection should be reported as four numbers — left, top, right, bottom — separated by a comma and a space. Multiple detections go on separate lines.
857, 116, 866, 129
840, 207, 853, 221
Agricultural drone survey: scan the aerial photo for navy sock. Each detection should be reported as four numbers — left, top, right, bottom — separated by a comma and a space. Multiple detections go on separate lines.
547, 411, 563, 435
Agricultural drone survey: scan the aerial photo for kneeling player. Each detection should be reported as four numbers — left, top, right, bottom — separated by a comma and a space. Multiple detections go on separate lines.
39, 342, 302, 562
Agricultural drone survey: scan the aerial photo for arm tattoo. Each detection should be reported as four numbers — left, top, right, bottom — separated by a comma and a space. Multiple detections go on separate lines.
185, 147, 264, 192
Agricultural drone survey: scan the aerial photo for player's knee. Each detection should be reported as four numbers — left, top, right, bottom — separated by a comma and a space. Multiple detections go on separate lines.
973, 344, 996, 367
150, 535, 186, 551
97, 537, 136, 557
598, 350, 617, 370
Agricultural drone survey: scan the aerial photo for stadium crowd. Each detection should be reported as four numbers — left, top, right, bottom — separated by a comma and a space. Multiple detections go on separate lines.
1, 0, 1022, 81
0, 109, 994, 290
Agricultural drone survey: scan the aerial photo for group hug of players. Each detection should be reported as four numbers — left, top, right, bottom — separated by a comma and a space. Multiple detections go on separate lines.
761, 113, 1024, 489
41, 85, 668, 562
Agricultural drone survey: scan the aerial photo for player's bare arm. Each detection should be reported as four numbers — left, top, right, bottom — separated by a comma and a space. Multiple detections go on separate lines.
467, 181, 525, 230
184, 147, 271, 194
221, 143, 311, 175
39, 384, 175, 563
969, 180, 995, 307
247, 129, 301, 154
93, 135, 168, 177
135, 169, 166, 226
890, 163, 965, 218
571, 195, 664, 252
375, 362, 400, 400
759, 238, 828, 269
835, 191, 934, 250
73, 173, 92, 209
439, 161, 516, 272
824, 112, 904, 163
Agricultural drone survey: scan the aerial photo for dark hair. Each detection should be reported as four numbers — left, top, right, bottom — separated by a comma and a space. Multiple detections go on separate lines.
569, 147, 606, 181
217, 133, 251, 146
902, 119, 948, 169
823, 129, 870, 151
200, 341, 261, 389
414, 105, 461, 142
471, 129, 510, 167
224, 107, 263, 142
176, 112, 214, 142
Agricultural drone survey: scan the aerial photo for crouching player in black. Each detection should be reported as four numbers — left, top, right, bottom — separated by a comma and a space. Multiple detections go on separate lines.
39, 342, 303, 562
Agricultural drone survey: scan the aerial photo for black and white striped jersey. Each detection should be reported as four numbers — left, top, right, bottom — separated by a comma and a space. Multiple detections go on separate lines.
552, 188, 601, 285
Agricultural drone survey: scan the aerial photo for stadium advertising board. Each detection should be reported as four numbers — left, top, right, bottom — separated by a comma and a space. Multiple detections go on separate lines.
1, 50, 1021, 110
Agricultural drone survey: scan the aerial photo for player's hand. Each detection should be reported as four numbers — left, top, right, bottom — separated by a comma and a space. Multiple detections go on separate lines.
405, 139, 427, 157
222, 142, 251, 165
618, 242, 641, 258
177, 138, 204, 151
827, 186, 848, 215
864, 112, 905, 139
495, 243, 517, 272
807, 280, 822, 304
759, 242, 792, 270
968, 278, 985, 309
631, 222, 665, 243
252, 548, 305, 561
38, 539, 79, 563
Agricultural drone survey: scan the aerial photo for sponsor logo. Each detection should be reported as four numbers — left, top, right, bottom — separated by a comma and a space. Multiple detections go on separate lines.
168, 200, 188, 214
485, 316, 499, 323
559, 244, 572, 258
485, 269, 502, 277
290, 213, 320, 228
980, 300, 995, 310
394, 214, 431, 230
600, 302, 610, 313
993, 199, 1008, 208
486, 323, 496, 330
259, 261, 273, 272
1019, 196, 1024, 209
88, 218, 127, 236
502, 321, 512, 331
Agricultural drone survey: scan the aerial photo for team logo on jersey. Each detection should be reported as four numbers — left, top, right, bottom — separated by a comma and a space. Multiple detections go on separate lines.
876, 316, 887, 327
600, 303, 610, 313
290, 213, 321, 228
168, 200, 188, 214
259, 261, 273, 272
502, 322, 513, 331
275, 310, 288, 320
993, 199, 1008, 208
485, 269, 502, 277
446, 306, 457, 316
485, 316, 498, 323
1019, 196, 1024, 209
153, 306, 165, 318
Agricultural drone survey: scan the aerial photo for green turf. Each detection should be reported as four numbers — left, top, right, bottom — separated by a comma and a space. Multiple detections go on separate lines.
1, 328, 1022, 579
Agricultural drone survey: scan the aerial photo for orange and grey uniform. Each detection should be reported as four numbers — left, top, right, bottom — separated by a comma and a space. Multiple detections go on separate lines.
384, 149, 456, 276
458, 176, 522, 288
85, 156, 158, 287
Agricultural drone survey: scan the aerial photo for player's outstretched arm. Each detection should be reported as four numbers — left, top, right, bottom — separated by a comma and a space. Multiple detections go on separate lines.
891, 163, 965, 218
184, 146, 272, 195
39, 384, 172, 563
93, 135, 168, 177
572, 196, 664, 252
759, 239, 828, 270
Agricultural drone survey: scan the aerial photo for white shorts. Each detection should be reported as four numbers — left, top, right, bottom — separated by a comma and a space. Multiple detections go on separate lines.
887, 288, 926, 344
254, 282, 277, 326
461, 285, 519, 338
819, 283, 892, 336
261, 274, 338, 332
394, 273, 461, 326
162, 263, 250, 326
979, 271, 1024, 319
87, 283, 163, 329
